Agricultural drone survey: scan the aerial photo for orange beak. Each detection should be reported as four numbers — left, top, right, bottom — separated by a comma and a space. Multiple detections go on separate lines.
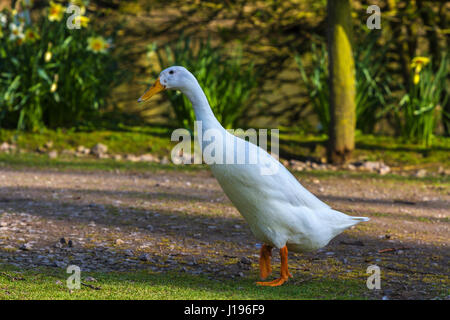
138, 78, 165, 102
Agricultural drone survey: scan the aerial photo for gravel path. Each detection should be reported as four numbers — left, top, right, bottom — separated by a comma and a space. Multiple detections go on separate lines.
0, 167, 448, 299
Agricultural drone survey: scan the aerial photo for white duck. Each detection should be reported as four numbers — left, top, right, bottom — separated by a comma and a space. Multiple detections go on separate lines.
139, 66, 369, 286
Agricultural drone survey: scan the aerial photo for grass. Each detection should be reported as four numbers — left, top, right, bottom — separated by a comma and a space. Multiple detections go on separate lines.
0, 125, 175, 157
1, 127, 449, 169
279, 131, 450, 168
0, 264, 367, 300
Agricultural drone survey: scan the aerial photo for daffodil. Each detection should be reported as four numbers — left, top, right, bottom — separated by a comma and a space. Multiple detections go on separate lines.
411, 56, 430, 67
48, 1, 65, 22
50, 82, 58, 93
50, 74, 59, 92
75, 15, 89, 28
0, 13, 7, 27
24, 28, 40, 43
45, 51, 52, 62
87, 36, 109, 53
410, 56, 430, 85
8, 23, 24, 41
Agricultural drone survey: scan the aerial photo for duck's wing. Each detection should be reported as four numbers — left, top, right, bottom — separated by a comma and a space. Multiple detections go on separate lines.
224, 137, 330, 211
260, 150, 330, 210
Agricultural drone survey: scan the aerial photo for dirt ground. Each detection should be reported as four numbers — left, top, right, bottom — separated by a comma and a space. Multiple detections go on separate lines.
0, 167, 448, 299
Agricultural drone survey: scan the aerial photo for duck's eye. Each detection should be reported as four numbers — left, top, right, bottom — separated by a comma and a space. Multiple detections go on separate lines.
169, 70, 174, 75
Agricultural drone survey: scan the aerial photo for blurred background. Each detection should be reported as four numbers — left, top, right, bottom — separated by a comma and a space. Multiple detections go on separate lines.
0, 0, 448, 174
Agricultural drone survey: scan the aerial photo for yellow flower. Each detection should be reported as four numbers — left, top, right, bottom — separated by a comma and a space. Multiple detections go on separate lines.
87, 36, 109, 53
50, 74, 59, 92
48, 1, 65, 22
75, 15, 89, 28
24, 28, 40, 43
50, 82, 58, 93
9, 23, 24, 42
413, 73, 420, 85
410, 56, 430, 85
410, 56, 430, 71
44, 51, 52, 62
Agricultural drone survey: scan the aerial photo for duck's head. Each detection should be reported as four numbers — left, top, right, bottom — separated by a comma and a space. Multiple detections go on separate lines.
138, 66, 195, 102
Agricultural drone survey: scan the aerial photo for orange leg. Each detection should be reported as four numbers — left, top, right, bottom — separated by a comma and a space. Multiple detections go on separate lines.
256, 245, 292, 287
259, 244, 272, 280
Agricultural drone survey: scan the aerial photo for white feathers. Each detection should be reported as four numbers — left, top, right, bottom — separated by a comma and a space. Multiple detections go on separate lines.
160, 66, 369, 253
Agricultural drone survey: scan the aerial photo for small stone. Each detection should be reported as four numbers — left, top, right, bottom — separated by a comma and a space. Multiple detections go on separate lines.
91, 143, 108, 157
44, 141, 54, 149
240, 257, 252, 265
146, 225, 154, 231
124, 249, 134, 256
139, 154, 159, 162
48, 150, 58, 159
160, 156, 169, 165
125, 154, 139, 162
77, 145, 89, 154
53, 261, 66, 268
84, 276, 97, 282
0, 142, 10, 151
19, 243, 32, 251
378, 165, 391, 175
361, 161, 383, 172
113, 154, 122, 161
115, 239, 124, 245
415, 169, 427, 178
139, 253, 151, 261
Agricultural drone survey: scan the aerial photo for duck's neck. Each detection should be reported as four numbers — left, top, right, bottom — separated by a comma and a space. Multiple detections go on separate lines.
182, 80, 223, 131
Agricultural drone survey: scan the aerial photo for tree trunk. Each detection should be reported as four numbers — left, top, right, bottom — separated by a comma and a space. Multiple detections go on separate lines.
327, 0, 356, 164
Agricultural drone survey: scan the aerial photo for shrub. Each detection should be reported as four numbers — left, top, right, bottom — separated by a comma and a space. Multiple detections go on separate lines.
398, 55, 448, 146
0, 1, 124, 130
295, 36, 393, 134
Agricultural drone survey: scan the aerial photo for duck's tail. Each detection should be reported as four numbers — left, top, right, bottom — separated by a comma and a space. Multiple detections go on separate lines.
326, 210, 370, 236
351, 216, 370, 222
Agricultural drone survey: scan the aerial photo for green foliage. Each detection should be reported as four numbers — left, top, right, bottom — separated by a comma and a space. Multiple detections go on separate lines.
295, 42, 329, 133
295, 36, 393, 134
398, 55, 449, 146
0, 4, 124, 131
149, 37, 257, 129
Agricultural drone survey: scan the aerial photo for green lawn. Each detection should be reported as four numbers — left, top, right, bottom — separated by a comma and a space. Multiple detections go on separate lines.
1, 126, 449, 168
0, 264, 366, 300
